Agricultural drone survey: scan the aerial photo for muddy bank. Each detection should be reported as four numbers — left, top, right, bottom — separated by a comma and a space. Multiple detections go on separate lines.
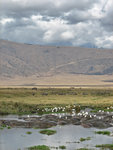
0, 112, 113, 129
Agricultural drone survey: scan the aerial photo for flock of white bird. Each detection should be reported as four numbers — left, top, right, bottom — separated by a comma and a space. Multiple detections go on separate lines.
29, 105, 113, 120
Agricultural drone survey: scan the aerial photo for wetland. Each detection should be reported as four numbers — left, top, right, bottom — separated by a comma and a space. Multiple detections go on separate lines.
0, 88, 113, 150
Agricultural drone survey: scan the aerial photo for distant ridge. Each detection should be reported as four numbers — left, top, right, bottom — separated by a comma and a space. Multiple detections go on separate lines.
0, 39, 113, 78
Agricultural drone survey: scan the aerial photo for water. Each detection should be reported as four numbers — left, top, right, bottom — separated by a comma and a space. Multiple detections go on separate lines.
0, 125, 113, 150
0, 115, 40, 121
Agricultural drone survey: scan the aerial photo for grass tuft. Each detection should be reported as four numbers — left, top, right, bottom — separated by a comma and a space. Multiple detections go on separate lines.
96, 144, 113, 149
95, 130, 110, 136
26, 131, 32, 134
28, 145, 50, 150
39, 129, 56, 136
80, 137, 91, 142
59, 145, 66, 149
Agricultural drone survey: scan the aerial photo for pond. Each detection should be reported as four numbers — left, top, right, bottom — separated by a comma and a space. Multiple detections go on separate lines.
0, 124, 113, 150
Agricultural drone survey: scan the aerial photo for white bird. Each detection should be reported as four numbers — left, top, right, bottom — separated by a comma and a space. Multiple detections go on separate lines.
94, 114, 96, 117
90, 115, 92, 118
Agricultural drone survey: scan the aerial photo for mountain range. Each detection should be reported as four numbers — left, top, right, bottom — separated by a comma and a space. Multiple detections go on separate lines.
0, 39, 113, 79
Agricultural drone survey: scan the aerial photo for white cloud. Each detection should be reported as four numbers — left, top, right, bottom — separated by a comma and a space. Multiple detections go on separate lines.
0, 18, 15, 25
0, 0, 113, 48
61, 31, 74, 40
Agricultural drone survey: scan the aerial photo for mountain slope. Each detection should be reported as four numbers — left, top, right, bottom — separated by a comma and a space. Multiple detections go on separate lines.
0, 39, 113, 78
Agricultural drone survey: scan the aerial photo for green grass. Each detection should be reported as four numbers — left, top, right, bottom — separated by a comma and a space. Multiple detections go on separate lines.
96, 144, 113, 150
0, 88, 113, 115
7, 126, 11, 129
1, 124, 7, 128
39, 129, 56, 136
0, 125, 11, 130
59, 145, 66, 149
0, 124, 7, 130
95, 131, 111, 136
26, 131, 32, 134
0, 127, 4, 130
28, 145, 50, 150
80, 137, 91, 142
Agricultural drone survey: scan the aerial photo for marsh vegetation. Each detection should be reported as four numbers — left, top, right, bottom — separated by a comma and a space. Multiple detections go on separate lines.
0, 88, 113, 150
0, 88, 113, 115
28, 145, 50, 150
95, 131, 111, 136
80, 137, 91, 142
39, 129, 56, 136
96, 144, 113, 149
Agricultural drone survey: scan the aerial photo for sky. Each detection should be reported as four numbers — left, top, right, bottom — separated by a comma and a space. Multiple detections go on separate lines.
0, 0, 113, 48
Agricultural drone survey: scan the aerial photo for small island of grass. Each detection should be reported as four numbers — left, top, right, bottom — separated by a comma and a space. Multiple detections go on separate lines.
95, 130, 110, 136
59, 145, 66, 149
28, 145, 50, 150
39, 129, 56, 135
96, 144, 113, 149
26, 131, 32, 135
80, 137, 91, 142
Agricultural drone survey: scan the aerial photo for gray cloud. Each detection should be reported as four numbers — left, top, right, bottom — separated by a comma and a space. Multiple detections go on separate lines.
63, 10, 94, 24
101, 8, 113, 32
0, 0, 113, 48
0, 0, 98, 18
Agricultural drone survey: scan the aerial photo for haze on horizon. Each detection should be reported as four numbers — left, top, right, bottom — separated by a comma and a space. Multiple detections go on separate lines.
0, 0, 113, 49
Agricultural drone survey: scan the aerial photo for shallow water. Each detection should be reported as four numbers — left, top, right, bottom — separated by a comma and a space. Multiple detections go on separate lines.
0, 125, 113, 150
0, 115, 40, 121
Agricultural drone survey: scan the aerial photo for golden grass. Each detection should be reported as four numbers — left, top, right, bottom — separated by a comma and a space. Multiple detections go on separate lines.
0, 88, 113, 106
0, 88, 113, 115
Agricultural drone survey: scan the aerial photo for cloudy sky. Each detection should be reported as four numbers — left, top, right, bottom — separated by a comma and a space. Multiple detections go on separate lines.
0, 0, 113, 48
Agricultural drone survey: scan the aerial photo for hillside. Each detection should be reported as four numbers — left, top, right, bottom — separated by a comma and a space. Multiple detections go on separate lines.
0, 39, 113, 79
